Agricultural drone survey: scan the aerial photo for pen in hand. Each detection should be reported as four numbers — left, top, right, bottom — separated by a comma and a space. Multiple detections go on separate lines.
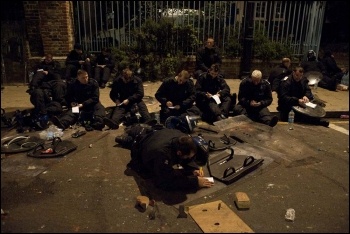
199, 167, 204, 177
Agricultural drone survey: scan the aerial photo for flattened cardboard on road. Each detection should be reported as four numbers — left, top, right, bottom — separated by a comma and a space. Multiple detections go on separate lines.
188, 200, 254, 233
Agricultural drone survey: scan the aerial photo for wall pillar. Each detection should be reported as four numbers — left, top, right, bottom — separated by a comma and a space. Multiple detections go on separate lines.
23, 1, 75, 57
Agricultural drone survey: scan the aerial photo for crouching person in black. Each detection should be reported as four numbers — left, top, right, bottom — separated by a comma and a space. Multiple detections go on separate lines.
27, 53, 66, 129
51, 69, 106, 131
115, 125, 214, 191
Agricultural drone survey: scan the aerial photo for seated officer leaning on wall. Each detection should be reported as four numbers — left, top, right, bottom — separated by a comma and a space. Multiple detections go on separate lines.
277, 66, 329, 127
194, 37, 223, 79
51, 69, 106, 131
64, 43, 92, 81
27, 53, 67, 129
233, 70, 279, 127
320, 50, 347, 90
93, 47, 115, 89
300, 50, 337, 91
115, 124, 214, 192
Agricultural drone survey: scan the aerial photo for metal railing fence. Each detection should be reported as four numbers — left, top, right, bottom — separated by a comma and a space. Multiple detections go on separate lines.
73, 1, 326, 58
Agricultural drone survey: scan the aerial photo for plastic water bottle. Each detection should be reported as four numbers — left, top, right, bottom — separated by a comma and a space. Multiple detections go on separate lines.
288, 110, 295, 130
46, 125, 55, 140
314, 78, 319, 91
155, 113, 160, 124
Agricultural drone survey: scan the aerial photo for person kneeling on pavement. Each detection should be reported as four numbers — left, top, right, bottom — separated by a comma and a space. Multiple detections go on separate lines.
115, 124, 214, 191
51, 69, 106, 131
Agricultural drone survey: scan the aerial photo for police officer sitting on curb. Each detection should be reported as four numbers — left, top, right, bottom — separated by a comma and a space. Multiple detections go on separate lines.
94, 47, 115, 89
194, 37, 223, 79
233, 70, 279, 127
27, 53, 66, 129
51, 69, 106, 131
320, 50, 347, 90
268, 57, 292, 95
195, 64, 231, 123
115, 124, 214, 191
64, 43, 92, 81
103, 66, 155, 129
155, 69, 201, 124
277, 66, 329, 127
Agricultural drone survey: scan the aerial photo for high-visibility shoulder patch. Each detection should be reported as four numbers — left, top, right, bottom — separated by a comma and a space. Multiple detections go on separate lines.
283, 76, 289, 81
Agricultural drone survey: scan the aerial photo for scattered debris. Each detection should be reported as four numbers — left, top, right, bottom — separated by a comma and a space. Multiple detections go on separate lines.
234, 192, 250, 210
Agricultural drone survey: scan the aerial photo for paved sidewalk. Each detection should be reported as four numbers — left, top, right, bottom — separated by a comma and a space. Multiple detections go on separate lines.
1, 79, 348, 117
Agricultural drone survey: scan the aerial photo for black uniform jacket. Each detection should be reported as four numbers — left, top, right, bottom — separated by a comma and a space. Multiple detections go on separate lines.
278, 75, 313, 112
237, 77, 273, 109
95, 53, 115, 69
135, 128, 199, 191
269, 63, 292, 92
195, 73, 230, 102
109, 75, 144, 105
65, 49, 89, 67
66, 78, 100, 110
155, 77, 196, 110
35, 60, 62, 78
195, 46, 222, 72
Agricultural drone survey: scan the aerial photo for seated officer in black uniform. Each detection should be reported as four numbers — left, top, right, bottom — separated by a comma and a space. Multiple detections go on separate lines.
194, 64, 231, 123
233, 70, 279, 127
115, 124, 214, 191
194, 37, 223, 79
51, 69, 106, 131
268, 57, 292, 95
64, 43, 92, 81
94, 47, 115, 88
278, 66, 329, 127
104, 66, 154, 129
155, 69, 201, 123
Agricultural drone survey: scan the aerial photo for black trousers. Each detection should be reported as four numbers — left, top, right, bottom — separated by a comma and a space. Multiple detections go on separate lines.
108, 101, 152, 125
233, 104, 274, 125
29, 80, 66, 116
196, 96, 231, 123
58, 102, 106, 127
159, 105, 201, 123
94, 66, 111, 85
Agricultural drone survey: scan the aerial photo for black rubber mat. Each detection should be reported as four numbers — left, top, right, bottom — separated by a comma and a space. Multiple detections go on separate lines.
27, 137, 77, 158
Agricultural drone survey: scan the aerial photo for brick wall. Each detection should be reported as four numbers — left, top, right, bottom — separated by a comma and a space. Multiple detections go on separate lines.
23, 1, 74, 57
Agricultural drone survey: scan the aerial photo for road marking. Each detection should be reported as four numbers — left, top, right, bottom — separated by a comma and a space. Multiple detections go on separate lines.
277, 121, 349, 135
329, 123, 349, 135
